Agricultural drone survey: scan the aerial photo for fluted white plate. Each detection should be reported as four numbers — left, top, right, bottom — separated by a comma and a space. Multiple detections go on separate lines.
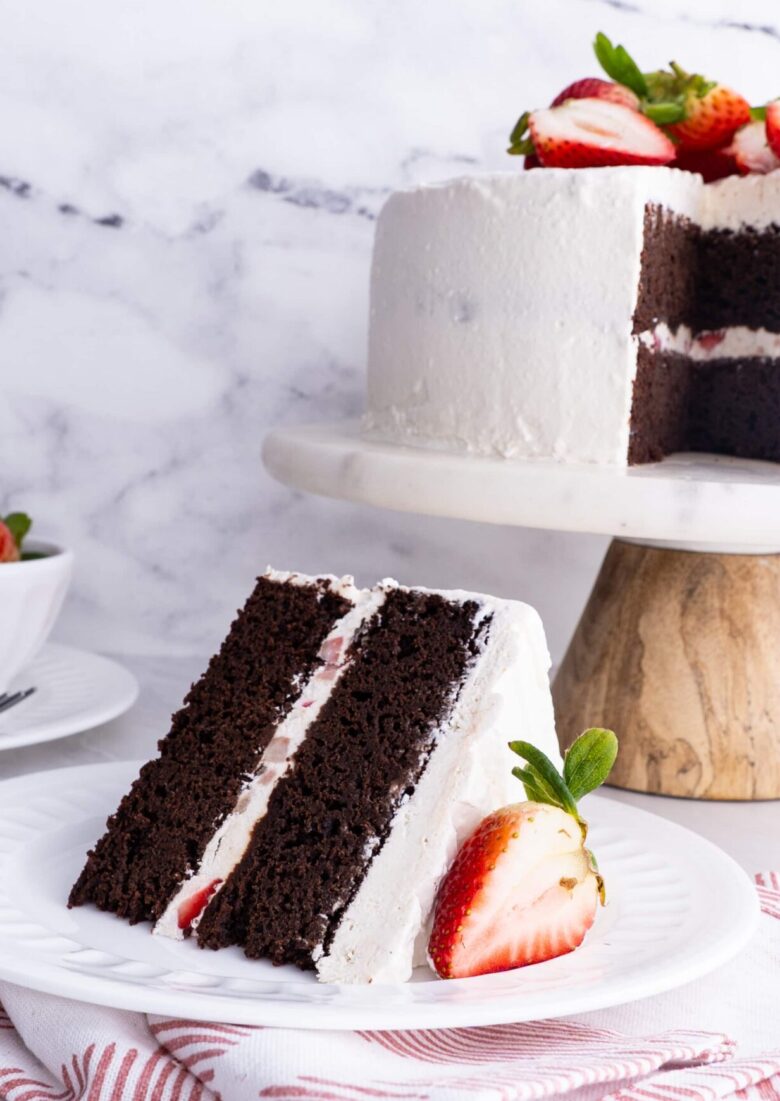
0, 645, 139, 750
0, 761, 758, 1028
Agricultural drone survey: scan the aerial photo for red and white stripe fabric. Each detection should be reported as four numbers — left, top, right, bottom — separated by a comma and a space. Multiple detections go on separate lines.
0, 874, 778, 1101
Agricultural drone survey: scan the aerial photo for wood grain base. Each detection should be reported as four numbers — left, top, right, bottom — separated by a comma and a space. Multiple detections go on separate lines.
552, 539, 780, 800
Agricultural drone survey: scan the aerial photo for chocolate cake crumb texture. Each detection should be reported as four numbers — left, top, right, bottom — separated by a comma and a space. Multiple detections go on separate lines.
68, 577, 350, 923
195, 588, 489, 969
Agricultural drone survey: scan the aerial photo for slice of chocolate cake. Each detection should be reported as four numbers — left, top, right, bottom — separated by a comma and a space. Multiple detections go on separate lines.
69, 570, 558, 984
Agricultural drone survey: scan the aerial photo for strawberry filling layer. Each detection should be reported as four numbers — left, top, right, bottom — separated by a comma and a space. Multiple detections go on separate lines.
178, 879, 222, 930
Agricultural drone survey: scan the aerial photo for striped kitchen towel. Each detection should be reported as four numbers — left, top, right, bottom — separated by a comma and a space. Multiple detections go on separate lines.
0, 874, 777, 1101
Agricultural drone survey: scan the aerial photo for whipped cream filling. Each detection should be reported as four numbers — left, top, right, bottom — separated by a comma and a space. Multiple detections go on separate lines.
641, 322, 780, 361
316, 592, 559, 984
153, 579, 386, 941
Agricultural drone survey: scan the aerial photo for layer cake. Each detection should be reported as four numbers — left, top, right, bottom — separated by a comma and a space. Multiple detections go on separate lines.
69, 569, 558, 983
365, 167, 780, 465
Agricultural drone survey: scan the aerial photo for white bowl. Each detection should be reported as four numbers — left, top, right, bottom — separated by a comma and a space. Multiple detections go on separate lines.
0, 542, 74, 693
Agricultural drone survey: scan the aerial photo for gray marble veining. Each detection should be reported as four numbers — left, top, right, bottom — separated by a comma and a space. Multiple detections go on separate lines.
1, 0, 778, 663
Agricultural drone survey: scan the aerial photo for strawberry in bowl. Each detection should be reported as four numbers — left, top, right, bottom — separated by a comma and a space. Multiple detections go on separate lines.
428, 728, 617, 980
0, 512, 73, 693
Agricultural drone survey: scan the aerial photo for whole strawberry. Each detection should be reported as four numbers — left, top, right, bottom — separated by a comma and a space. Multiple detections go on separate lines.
428, 728, 618, 980
594, 32, 750, 153
0, 513, 31, 564
550, 77, 639, 111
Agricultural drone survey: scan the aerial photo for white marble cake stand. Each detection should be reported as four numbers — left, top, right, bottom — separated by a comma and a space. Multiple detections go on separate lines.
263, 421, 780, 801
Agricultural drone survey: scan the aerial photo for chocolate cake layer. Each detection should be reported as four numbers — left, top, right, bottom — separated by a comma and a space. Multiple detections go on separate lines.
629, 350, 780, 464
697, 225, 780, 333
628, 345, 691, 465
69, 577, 351, 923
634, 208, 780, 336
633, 205, 699, 334
688, 358, 780, 461
195, 588, 489, 969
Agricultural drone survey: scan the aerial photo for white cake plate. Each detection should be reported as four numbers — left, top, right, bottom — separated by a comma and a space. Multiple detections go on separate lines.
0, 761, 758, 1029
262, 420, 780, 552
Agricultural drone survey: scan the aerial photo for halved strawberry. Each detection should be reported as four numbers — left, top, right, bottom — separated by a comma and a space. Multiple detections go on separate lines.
766, 100, 780, 158
428, 728, 618, 980
551, 77, 639, 111
428, 803, 599, 979
730, 119, 780, 175
528, 99, 675, 169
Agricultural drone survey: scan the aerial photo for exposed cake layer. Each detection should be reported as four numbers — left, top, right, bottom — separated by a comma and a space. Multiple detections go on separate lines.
629, 347, 780, 464
195, 586, 494, 967
633, 204, 698, 334
696, 224, 780, 332
68, 571, 354, 922
317, 593, 557, 984
635, 203, 780, 336
154, 583, 386, 940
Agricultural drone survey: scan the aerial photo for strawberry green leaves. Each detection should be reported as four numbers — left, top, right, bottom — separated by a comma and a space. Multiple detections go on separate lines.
563, 727, 619, 800
509, 740, 579, 819
593, 32, 648, 99
0, 512, 40, 563
507, 111, 535, 156
509, 727, 618, 828
3, 513, 32, 552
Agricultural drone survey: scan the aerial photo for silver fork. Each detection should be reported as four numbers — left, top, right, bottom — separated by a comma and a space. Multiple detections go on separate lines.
0, 688, 36, 714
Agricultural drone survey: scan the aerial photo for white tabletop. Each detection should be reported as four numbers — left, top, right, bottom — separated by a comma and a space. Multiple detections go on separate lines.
1, 652, 777, 876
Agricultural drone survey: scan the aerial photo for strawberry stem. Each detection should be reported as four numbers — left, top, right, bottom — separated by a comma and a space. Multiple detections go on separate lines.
509, 728, 618, 828
507, 111, 535, 156
2, 512, 32, 551
593, 31, 648, 98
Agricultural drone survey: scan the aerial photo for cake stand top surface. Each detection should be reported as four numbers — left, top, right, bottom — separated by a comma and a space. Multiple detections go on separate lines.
263, 421, 780, 551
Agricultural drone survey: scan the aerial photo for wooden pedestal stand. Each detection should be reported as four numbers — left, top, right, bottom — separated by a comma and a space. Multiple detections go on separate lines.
553, 540, 780, 800
263, 422, 780, 801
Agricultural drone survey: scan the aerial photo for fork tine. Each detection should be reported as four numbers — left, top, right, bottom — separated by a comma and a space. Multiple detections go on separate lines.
0, 688, 35, 714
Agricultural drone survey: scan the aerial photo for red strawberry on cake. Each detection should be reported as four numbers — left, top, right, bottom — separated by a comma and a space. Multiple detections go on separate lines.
550, 77, 639, 111
428, 728, 617, 979
528, 99, 675, 169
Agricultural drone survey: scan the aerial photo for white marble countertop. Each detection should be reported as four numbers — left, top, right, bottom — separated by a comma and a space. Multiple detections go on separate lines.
1, 652, 776, 876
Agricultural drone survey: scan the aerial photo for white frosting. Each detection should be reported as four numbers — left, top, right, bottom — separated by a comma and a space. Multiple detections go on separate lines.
703, 171, 780, 231
154, 575, 385, 940
644, 323, 780, 361
365, 167, 780, 467
316, 590, 558, 984
261, 566, 360, 598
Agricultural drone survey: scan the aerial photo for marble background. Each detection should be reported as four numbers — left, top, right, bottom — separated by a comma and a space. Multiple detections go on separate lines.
1, 0, 779, 663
